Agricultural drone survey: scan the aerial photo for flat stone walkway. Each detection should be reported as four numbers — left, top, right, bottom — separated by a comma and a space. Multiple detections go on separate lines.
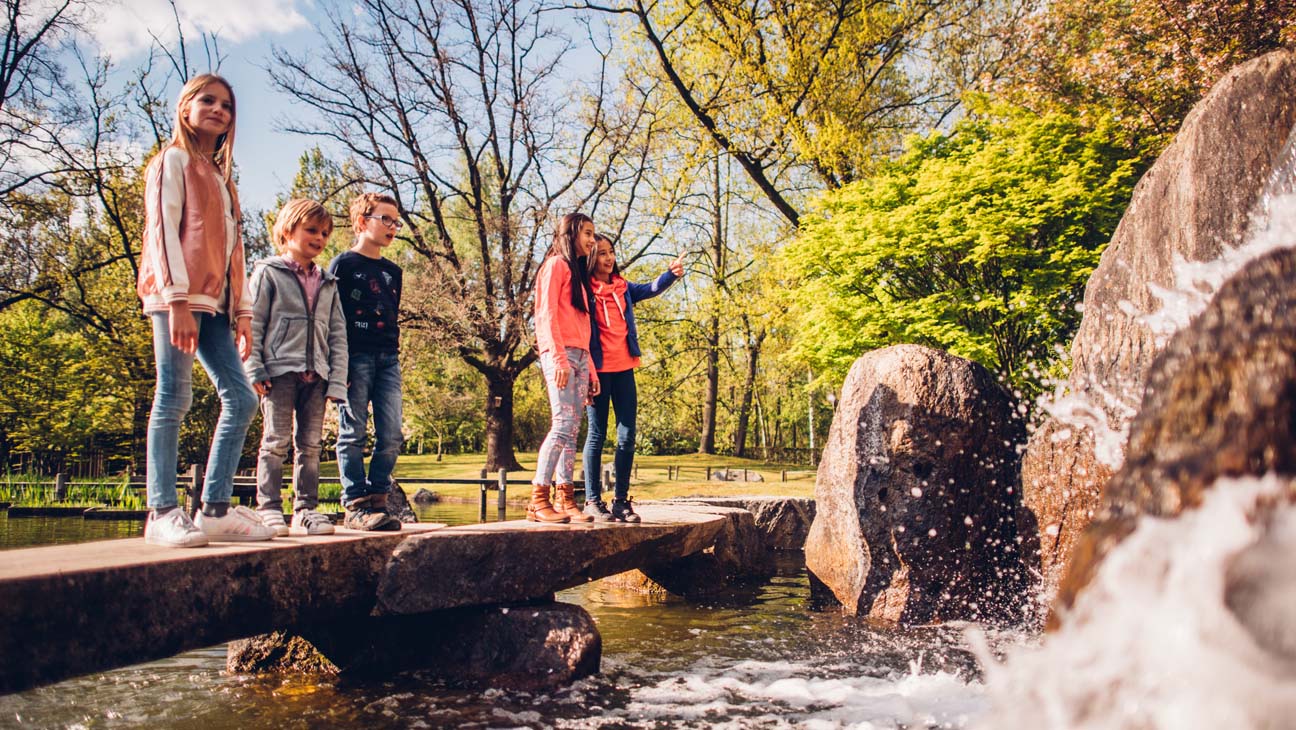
0, 504, 732, 694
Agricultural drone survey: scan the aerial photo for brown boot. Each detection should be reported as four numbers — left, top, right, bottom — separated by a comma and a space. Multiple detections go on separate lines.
527, 484, 569, 523
554, 483, 593, 522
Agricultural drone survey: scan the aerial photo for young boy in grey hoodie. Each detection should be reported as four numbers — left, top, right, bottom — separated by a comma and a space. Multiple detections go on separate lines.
245, 199, 349, 536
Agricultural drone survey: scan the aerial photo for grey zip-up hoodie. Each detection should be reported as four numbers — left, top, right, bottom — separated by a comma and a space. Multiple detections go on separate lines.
244, 257, 349, 402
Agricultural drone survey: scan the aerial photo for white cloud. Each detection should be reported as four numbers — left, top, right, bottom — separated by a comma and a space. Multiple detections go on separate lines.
81, 0, 312, 58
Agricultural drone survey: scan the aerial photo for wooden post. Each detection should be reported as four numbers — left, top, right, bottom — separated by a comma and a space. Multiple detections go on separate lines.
497, 469, 507, 520
781, 469, 787, 482
479, 475, 488, 523
53, 473, 68, 502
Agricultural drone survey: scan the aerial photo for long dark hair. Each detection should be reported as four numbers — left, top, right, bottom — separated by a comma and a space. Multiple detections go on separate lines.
549, 212, 594, 312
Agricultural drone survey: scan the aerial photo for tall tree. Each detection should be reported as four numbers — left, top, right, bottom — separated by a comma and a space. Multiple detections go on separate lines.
582, 0, 1022, 226
270, 0, 660, 471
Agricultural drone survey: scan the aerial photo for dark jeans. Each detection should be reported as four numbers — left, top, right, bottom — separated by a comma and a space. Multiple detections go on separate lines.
337, 351, 402, 506
582, 369, 637, 502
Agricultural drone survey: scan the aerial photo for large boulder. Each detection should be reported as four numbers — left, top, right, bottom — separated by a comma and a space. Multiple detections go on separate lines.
805, 345, 1034, 625
665, 497, 816, 550
1057, 247, 1296, 616
1022, 50, 1296, 593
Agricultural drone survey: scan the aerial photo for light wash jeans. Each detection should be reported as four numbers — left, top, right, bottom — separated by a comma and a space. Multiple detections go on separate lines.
256, 373, 327, 514
146, 312, 257, 509
337, 351, 403, 506
583, 368, 637, 501
534, 347, 591, 486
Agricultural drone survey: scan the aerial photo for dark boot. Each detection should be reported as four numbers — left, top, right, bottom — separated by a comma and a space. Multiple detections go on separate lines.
611, 497, 641, 524
526, 484, 570, 524
555, 483, 594, 522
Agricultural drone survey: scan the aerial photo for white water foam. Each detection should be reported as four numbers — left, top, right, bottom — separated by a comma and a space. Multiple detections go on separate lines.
971, 475, 1296, 730
556, 656, 991, 729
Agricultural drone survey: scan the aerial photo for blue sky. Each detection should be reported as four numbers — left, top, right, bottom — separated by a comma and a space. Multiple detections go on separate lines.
94, 0, 321, 211
92, 0, 616, 214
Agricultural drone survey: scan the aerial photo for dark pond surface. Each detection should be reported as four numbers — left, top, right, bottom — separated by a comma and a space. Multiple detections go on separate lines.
0, 508, 1010, 728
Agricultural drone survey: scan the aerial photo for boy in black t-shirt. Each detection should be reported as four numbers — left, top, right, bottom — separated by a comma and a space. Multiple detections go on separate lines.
329, 192, 405, 531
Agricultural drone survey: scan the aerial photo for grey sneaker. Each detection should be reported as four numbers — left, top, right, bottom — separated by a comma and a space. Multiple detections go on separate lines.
258, 509, 290, 537
292, 509, 336, 536
343, 500, 402, 532
583, 499, 615, 522
144, 508, 209, 548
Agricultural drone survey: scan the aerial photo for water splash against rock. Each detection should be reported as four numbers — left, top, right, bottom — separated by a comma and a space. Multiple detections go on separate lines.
972, 476, 1296, 730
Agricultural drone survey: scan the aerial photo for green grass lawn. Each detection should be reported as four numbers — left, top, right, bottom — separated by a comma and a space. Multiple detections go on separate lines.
319, 451, 817, 501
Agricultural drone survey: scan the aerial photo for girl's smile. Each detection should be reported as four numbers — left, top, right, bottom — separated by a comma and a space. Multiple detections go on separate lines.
186, 83, 233, 145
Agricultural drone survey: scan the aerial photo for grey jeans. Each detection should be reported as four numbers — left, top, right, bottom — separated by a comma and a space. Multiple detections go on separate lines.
256, 372, 327, 513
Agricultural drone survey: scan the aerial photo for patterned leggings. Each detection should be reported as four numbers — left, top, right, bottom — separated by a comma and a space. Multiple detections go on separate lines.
534, 347, 591, 486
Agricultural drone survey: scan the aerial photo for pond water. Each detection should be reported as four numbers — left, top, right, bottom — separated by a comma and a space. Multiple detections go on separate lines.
0, 509, 1017, 729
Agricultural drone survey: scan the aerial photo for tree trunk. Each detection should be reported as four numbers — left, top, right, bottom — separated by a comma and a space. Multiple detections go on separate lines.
483, 369, 525, 472
733, 329, 763, 457
698, 154, 725, 455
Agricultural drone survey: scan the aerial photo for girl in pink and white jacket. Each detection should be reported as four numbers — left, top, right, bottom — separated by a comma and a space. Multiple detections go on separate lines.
137, 74, 275, 547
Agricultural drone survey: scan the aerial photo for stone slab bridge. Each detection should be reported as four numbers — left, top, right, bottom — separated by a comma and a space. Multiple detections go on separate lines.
0, 501, 796, 694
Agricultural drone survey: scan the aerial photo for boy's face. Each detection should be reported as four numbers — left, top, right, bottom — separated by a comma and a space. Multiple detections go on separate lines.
284, 217, 331, 265
358, 202, 401, 249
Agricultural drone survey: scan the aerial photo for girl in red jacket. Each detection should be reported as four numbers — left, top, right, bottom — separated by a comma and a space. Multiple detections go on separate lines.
530, 212, 601, 523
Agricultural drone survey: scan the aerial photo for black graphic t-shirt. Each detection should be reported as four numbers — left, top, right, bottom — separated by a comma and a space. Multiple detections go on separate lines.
327, 251, 402, 354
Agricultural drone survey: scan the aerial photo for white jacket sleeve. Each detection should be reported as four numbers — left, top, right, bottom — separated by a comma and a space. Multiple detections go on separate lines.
153, 147, 191, 302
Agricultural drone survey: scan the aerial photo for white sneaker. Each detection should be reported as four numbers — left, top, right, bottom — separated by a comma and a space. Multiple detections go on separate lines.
258, 509, 290, 537
291, 509, 336, 536
195, 505, 277, 542
144, 508, 209, 548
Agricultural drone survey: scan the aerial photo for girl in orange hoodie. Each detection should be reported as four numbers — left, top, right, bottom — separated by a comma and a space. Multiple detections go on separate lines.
529, 212, 601, 523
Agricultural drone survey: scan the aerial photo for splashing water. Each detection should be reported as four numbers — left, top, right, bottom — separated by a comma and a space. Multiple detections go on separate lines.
971, 475, 1296, 729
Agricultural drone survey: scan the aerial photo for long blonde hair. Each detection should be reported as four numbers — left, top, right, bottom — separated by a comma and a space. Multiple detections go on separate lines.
171, 73, 238, 202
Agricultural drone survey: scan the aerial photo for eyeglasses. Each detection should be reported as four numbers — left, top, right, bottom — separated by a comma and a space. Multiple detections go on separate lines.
364, 214, 403, 230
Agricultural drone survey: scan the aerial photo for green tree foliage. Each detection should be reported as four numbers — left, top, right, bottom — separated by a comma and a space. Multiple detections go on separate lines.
783, 101, 1141, 402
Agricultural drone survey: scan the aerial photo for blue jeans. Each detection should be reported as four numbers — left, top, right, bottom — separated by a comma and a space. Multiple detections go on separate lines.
583, 369, 637, 501
146, 312, 257, 509
337, 351, 403, 506
534, 348, 590, 486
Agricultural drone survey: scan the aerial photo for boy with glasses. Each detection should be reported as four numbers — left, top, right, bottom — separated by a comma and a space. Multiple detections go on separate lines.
329, 192, 406, 531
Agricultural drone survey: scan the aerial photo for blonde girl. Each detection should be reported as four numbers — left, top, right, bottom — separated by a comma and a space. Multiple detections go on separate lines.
529, 212, 601, 523
137, 74, 275, 547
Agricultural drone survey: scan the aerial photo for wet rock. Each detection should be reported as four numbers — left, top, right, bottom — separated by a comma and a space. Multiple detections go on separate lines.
412, 488, 440, 504
1022, 49, 1296, 594
667, 497, 816, 550
805, 345, 1034, 625
1058, 247, 1296, 614
305, 602, 600, 690
1224, 493, 1296, 663
387, 482, 418, 523
226, 631, 337, 674
639, 505, 774, 596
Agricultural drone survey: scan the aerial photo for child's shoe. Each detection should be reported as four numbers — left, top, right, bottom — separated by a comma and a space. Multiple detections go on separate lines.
144, 508, 209, 548
343, 497, 401, 532
258, 509, 290, 537
196, 504, 278, 541
582, 499, 615, 522
292, 509, 336, 536
611, 498, 641, 524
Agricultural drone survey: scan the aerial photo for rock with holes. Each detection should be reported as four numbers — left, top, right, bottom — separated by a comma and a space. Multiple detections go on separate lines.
1021, 49, 1296, 596
805, 345, 1035, 624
